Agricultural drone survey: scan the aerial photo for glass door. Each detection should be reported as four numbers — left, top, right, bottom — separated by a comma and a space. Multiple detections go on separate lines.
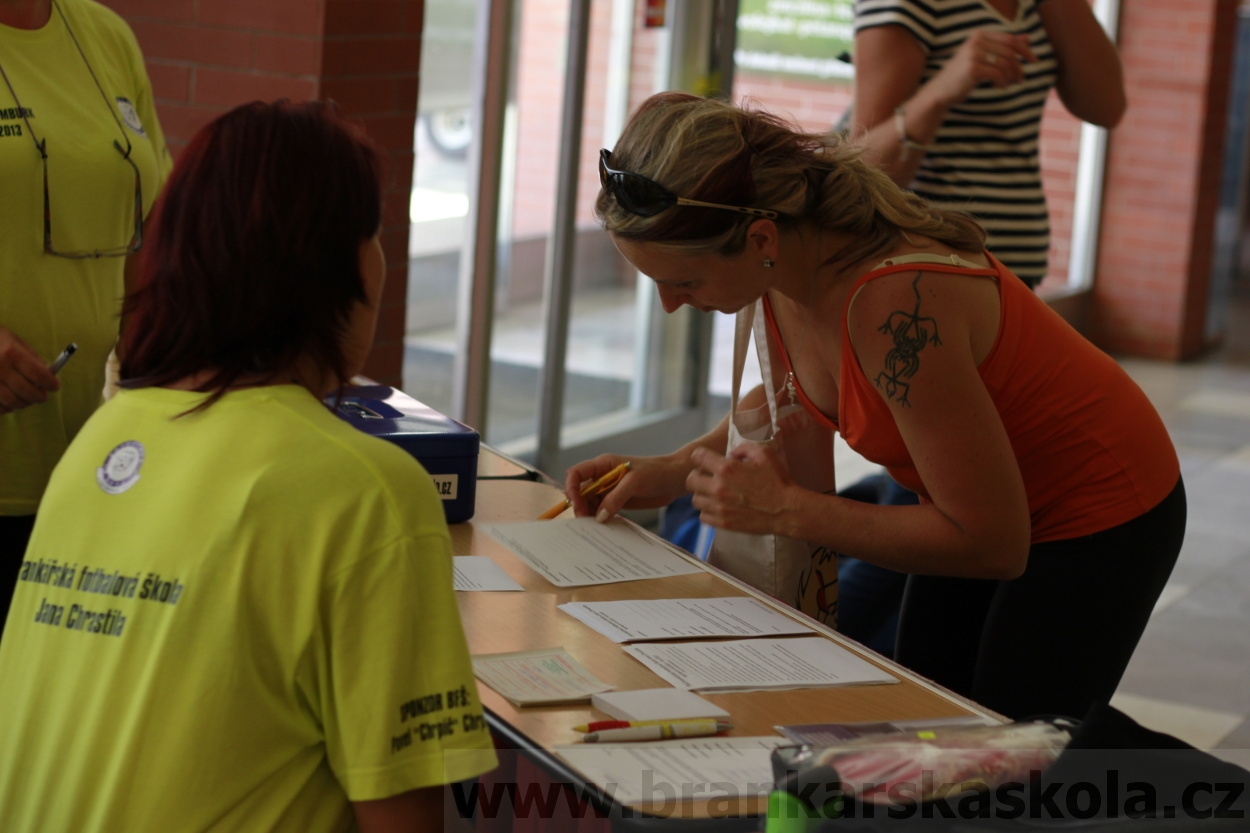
405, 0, 736, 478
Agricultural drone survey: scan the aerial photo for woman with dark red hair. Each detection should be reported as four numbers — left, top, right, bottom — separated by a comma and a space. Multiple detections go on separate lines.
0, 99, 495, 833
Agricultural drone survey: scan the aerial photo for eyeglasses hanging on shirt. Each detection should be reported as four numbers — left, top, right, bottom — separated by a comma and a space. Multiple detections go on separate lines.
0, 0, 143, 259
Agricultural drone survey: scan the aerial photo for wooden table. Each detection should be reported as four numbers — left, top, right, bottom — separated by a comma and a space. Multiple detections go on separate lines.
452, 472, 999, 825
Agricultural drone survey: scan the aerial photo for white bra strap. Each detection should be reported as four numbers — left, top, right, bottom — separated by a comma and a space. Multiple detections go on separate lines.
873, 252, 987, 270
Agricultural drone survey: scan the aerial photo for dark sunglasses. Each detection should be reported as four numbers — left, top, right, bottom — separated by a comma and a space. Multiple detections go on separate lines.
598, 148, 778, 220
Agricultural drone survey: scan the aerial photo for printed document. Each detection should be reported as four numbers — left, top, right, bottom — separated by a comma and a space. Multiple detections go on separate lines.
558, 597, 814, 643
483, 517, 702, 587
555, 736, 786, 806
472, 647, 614, 706
623, 637, 898, 692
453, 555, 524, 591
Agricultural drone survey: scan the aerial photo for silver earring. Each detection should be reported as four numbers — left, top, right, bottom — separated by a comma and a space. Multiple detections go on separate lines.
763, 257, 774, 268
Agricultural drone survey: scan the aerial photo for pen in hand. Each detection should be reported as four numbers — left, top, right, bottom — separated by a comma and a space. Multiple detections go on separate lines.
538, 461, 631, 520
49, 343, 77, 375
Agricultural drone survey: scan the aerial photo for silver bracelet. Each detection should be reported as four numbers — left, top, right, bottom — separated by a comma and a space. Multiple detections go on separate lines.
893, 105, 927, 161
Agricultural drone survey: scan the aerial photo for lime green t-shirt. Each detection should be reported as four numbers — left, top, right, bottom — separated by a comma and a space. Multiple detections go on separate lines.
0, 385, 497, 832
0, 0, 171, 514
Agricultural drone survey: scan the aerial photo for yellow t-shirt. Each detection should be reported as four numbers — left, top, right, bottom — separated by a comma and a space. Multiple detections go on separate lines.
0, 385, 497, 832
0, 0, 171, 514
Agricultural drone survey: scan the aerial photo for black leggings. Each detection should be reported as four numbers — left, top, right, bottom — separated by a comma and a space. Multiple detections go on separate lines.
0, 514, 36, 638
895, 477, 1186, 721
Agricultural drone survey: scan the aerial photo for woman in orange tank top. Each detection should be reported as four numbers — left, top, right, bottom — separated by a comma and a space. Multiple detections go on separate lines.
561, 92, 1185, 721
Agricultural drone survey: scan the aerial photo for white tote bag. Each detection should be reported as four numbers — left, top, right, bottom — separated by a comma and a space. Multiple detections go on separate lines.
707, 298, 840, 628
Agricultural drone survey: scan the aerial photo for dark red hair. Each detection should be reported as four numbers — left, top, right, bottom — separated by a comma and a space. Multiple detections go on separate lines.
120, 99, 383, 401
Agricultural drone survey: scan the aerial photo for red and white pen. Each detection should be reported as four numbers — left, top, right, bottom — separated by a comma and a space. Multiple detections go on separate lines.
581, 720, 731, 743
572, 717, 726, 733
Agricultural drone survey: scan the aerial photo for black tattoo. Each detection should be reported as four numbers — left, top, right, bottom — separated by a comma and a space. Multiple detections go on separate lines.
874, 273, 941, 407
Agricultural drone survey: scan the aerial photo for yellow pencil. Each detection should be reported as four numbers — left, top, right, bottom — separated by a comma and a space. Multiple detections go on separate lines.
538, 461, 630, 520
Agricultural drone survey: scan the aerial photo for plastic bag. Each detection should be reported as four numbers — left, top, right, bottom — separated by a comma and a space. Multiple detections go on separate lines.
772, 720, 1074, 807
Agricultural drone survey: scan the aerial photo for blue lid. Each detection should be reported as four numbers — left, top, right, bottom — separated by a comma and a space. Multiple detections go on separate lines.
330, 384, 480, 456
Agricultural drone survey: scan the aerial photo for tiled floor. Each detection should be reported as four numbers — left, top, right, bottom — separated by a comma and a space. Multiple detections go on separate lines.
1105, 281, 1250, 765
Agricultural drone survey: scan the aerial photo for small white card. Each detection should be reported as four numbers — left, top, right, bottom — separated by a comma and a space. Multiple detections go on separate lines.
453, 555, 524, 591
472, 647, 614, 706
591, 688, 730, 722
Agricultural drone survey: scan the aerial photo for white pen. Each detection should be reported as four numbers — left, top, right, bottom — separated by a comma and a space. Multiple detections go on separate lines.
49, 343, 77, 375
582, 720, 731, 743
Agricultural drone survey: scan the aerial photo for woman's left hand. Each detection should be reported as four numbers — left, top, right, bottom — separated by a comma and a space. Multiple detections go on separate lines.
686, 443, 796, 536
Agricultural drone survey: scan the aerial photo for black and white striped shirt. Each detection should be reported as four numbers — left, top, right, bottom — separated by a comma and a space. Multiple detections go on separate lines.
855, 0, 1058, 285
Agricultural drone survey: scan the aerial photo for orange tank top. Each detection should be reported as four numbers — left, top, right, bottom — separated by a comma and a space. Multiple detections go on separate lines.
762, 253, 1179, 542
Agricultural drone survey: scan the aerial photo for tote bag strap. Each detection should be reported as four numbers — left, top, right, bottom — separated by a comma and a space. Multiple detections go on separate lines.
730, 298, 780, 434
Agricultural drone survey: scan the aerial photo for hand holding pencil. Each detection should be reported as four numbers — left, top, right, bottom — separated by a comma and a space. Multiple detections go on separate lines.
557, 451, 706, 523
539, 461, 630, 520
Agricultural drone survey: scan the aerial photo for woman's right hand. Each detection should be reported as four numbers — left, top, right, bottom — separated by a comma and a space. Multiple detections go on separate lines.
928, 29, 1037, 105
564, 452, 692, 522
0, 326, 60, 415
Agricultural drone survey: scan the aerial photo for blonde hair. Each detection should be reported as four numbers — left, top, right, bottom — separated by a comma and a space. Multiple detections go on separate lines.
595, 92, 986, 272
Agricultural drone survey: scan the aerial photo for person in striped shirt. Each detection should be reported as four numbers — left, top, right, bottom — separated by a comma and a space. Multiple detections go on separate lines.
852, 0, 1125, 289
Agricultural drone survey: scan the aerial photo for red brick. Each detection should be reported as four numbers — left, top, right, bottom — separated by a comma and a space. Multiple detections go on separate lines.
371, 296, 408, 345
395, 77, 419, 110
194, 69, 319, 108
403, 0, 423, 34
198, 0, 324, 36
151, 102, 223, 148
322, 76, 402, 116
253, 34, 322, 75
380, 231, 410, 266
380, 189, 411, 228
325, 0, 408, 36
146, 62, 191, 103
102, 0, 194, 22
322, 36, 421, 77
130, 21, 253, 67
373, 154, 415, 197
356, 113, 418, 152
367, 347, 404, 381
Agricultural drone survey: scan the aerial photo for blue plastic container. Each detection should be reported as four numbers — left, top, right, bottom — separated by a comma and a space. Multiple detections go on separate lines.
330, 384, 480, 523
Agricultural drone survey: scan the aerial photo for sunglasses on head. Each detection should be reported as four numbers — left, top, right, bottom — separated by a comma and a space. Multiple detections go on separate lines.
598, 149, 778, 220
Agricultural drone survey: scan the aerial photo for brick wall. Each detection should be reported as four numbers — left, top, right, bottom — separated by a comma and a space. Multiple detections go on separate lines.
1094, 0, 1241, 359
102, 0, 421, 386
101, 0, 1244, 366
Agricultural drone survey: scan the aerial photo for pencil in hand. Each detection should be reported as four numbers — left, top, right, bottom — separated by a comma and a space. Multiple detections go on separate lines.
538, 461, 631, 520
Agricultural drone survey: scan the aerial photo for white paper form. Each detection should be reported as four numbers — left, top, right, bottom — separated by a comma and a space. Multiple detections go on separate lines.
453, 556, 524, 591
482, 517, 702, 587
558, 597, 814, 643
555, 736, 787, 806
623, 637, 898, 692
472, 647, 614, 706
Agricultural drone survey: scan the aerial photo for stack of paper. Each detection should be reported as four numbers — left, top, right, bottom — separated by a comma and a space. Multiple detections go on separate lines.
453, 555, 524, 591
558, 597, 813, 643
591, 688, 729, 722
482, 517, 702, 587
623, 637, 898, 693
472, 647, 614, 706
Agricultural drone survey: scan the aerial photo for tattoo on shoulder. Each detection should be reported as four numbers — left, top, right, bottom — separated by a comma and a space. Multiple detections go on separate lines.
873, 273, 941, 407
